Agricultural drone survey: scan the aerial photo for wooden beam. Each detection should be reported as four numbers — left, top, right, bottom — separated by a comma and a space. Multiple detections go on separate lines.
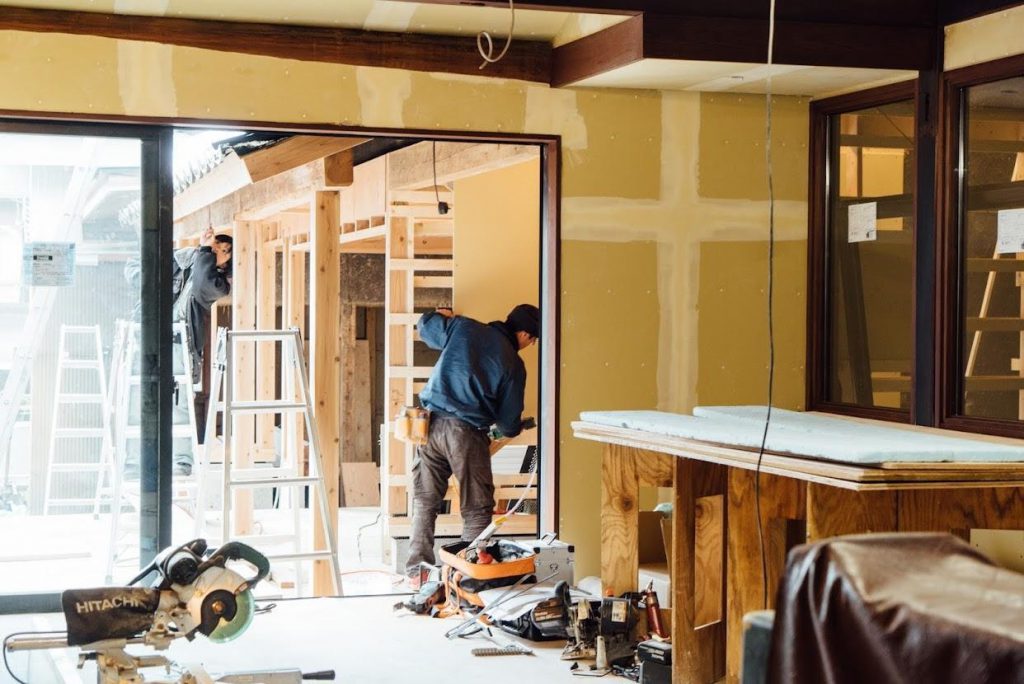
0, 6, 551, 83
323, 149, 355, 189
175, 157, 326, 238
388, 142, 540, 191
552, 13, 933, 86
173, 151, 251, 224
310, 191, 342, 596
243, 136, 365, 184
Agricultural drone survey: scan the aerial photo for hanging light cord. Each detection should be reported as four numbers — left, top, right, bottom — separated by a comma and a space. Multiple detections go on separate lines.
754, 0, 778, 612
477, 0, 515, 69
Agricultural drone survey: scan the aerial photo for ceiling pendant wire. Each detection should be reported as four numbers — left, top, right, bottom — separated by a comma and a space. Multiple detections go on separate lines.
477, 0, 515, 69
754, 0, 778, 612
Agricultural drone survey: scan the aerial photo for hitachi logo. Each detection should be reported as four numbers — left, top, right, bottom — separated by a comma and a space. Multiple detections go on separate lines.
75, 596, 145, 614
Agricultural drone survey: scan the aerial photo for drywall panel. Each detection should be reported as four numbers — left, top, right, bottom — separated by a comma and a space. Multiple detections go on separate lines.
698, 93, 809, 201
697, 239, 806, 410
946, 5, 1024, 71
559, 239, 660, 580
568, 89, 662, 200
453, 159, 540, 420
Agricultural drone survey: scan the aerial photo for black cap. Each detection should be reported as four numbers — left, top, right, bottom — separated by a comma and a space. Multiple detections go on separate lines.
506, 304, 540, 338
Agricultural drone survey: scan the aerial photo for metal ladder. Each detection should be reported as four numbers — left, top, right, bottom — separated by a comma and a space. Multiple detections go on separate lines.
43, 325, 114, 515
105, 320, 201, 580
203, 327, 341, 596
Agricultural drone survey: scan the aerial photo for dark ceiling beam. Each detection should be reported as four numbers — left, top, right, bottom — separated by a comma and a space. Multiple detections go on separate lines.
552, 14, 934, 87
0, 6, 551, 83
940, 0, 1024, 25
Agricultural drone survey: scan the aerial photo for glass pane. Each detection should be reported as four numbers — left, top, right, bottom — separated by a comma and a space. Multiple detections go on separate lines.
0, 133, 142, 591
826, 100, 916, 409
960, 77, 1024, 420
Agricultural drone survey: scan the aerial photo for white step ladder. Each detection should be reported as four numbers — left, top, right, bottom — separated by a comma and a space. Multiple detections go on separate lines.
43, 325, 114, 515
104, 320, 202, 580
201, 327, 341, 596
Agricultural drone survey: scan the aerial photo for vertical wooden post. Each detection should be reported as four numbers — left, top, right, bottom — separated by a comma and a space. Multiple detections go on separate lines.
671, 459, 727, 683
726, 469, 805, 683
309, 191, 341, 595
382, 216, 412, 520
285, 234, 307, 475
601, 444, 639, 595
231, 220, 257, 536
256, 223, 279, 459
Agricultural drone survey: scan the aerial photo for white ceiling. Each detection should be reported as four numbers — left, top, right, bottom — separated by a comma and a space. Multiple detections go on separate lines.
572, 59, 917, 98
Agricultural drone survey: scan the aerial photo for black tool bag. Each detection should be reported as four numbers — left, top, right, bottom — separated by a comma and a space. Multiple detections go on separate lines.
495, 593, 571, 641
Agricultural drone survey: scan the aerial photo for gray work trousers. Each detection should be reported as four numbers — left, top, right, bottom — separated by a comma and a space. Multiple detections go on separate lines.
406, 415, 494, 572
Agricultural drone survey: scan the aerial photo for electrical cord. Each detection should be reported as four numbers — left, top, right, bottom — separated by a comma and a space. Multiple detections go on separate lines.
754, 0, 778, 612
4, 630, 69, 684
504, 448, 538, 515
431, 141, 449, 215
477, 0, 515, 69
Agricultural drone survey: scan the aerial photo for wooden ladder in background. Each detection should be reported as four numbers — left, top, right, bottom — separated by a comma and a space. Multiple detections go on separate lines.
381, 190, 455, 538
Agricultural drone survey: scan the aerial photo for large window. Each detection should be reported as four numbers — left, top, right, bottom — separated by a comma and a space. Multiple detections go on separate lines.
943, 56, 1024, 435
809, 83, 916, 419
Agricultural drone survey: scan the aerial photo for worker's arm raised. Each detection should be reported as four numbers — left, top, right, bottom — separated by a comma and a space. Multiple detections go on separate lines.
417, 309, 456, 350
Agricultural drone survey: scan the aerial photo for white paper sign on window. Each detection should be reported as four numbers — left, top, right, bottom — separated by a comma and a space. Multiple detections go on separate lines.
996, 208, 1024, 255
23, 241, 75, 286
848, 201, 877, 243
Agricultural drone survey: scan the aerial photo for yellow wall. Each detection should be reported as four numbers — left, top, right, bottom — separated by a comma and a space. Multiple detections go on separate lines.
453, 159, 540, 419
946, 4, 1024, 70
0, 29, 811, 578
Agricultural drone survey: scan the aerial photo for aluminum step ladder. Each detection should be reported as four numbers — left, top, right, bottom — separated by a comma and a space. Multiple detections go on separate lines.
201, 327, 341, 596
105, 320, 201, 580
43, 325, 114, 515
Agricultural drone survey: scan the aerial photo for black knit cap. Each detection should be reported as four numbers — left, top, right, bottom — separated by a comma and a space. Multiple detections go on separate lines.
506, 304, 540, 338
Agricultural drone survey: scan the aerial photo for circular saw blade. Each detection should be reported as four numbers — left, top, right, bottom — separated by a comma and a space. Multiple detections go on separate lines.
207, 589, 254, 643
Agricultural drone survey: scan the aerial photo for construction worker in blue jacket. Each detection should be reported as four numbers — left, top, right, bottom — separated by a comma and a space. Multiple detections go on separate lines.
406, 303, 539, 583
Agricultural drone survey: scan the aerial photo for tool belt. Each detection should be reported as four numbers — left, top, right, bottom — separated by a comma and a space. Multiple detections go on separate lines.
394, 406, 429, 445
438, 540, 536, 617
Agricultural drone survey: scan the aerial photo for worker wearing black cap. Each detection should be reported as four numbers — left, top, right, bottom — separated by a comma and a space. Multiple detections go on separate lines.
406, 303, 539, 585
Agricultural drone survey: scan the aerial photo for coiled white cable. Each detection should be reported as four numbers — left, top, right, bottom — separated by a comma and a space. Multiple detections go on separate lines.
477, 0, 515, 69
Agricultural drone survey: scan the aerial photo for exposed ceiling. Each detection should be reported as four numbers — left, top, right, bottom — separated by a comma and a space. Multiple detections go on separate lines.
0, 1, 1012, 98
0, 0, 626, 45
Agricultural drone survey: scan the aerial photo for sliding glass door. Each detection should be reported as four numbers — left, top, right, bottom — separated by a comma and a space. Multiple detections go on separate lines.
0, 123, 173, 610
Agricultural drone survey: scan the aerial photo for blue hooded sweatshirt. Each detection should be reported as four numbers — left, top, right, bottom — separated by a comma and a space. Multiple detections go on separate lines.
417, 311, 526, 437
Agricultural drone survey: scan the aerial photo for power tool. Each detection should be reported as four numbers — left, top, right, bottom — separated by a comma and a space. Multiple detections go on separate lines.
4, 539, 335, 683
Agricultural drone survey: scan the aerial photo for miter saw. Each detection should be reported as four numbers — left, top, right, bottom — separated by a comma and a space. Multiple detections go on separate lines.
3, 539, 334, 683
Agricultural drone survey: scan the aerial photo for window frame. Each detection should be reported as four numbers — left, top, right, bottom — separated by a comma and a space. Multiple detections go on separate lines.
807, 80, 918, 423
939, 53, 1024, 438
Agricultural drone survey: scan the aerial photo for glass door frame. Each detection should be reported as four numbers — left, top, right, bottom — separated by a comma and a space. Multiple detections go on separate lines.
0, 119, 175, 613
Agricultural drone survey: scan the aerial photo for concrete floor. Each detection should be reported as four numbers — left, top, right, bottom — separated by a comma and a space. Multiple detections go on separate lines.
1, 596, 626, 683
0, 506, 401, 597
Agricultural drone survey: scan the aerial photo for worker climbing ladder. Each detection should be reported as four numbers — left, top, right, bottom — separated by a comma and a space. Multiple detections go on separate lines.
199, 327, 341, 597
43, 325, 114, 515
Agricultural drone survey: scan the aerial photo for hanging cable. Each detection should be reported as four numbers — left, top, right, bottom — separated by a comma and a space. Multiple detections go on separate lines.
431, 141, 450, 215
477, 0, 515, 69
754, 0, 778, 612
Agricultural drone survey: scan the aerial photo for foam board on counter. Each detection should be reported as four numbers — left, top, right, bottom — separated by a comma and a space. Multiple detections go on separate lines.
578, 408, 1024, 464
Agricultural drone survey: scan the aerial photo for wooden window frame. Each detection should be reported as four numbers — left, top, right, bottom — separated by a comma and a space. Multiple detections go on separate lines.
807, 80, 917, 423
938, 53, 1024, 438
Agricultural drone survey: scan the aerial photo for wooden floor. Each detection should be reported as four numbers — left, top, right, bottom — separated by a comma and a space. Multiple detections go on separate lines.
0, 596, 614, 684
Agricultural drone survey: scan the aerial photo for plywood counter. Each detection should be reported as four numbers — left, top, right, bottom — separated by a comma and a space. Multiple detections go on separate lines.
572, 409, 1024, 683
